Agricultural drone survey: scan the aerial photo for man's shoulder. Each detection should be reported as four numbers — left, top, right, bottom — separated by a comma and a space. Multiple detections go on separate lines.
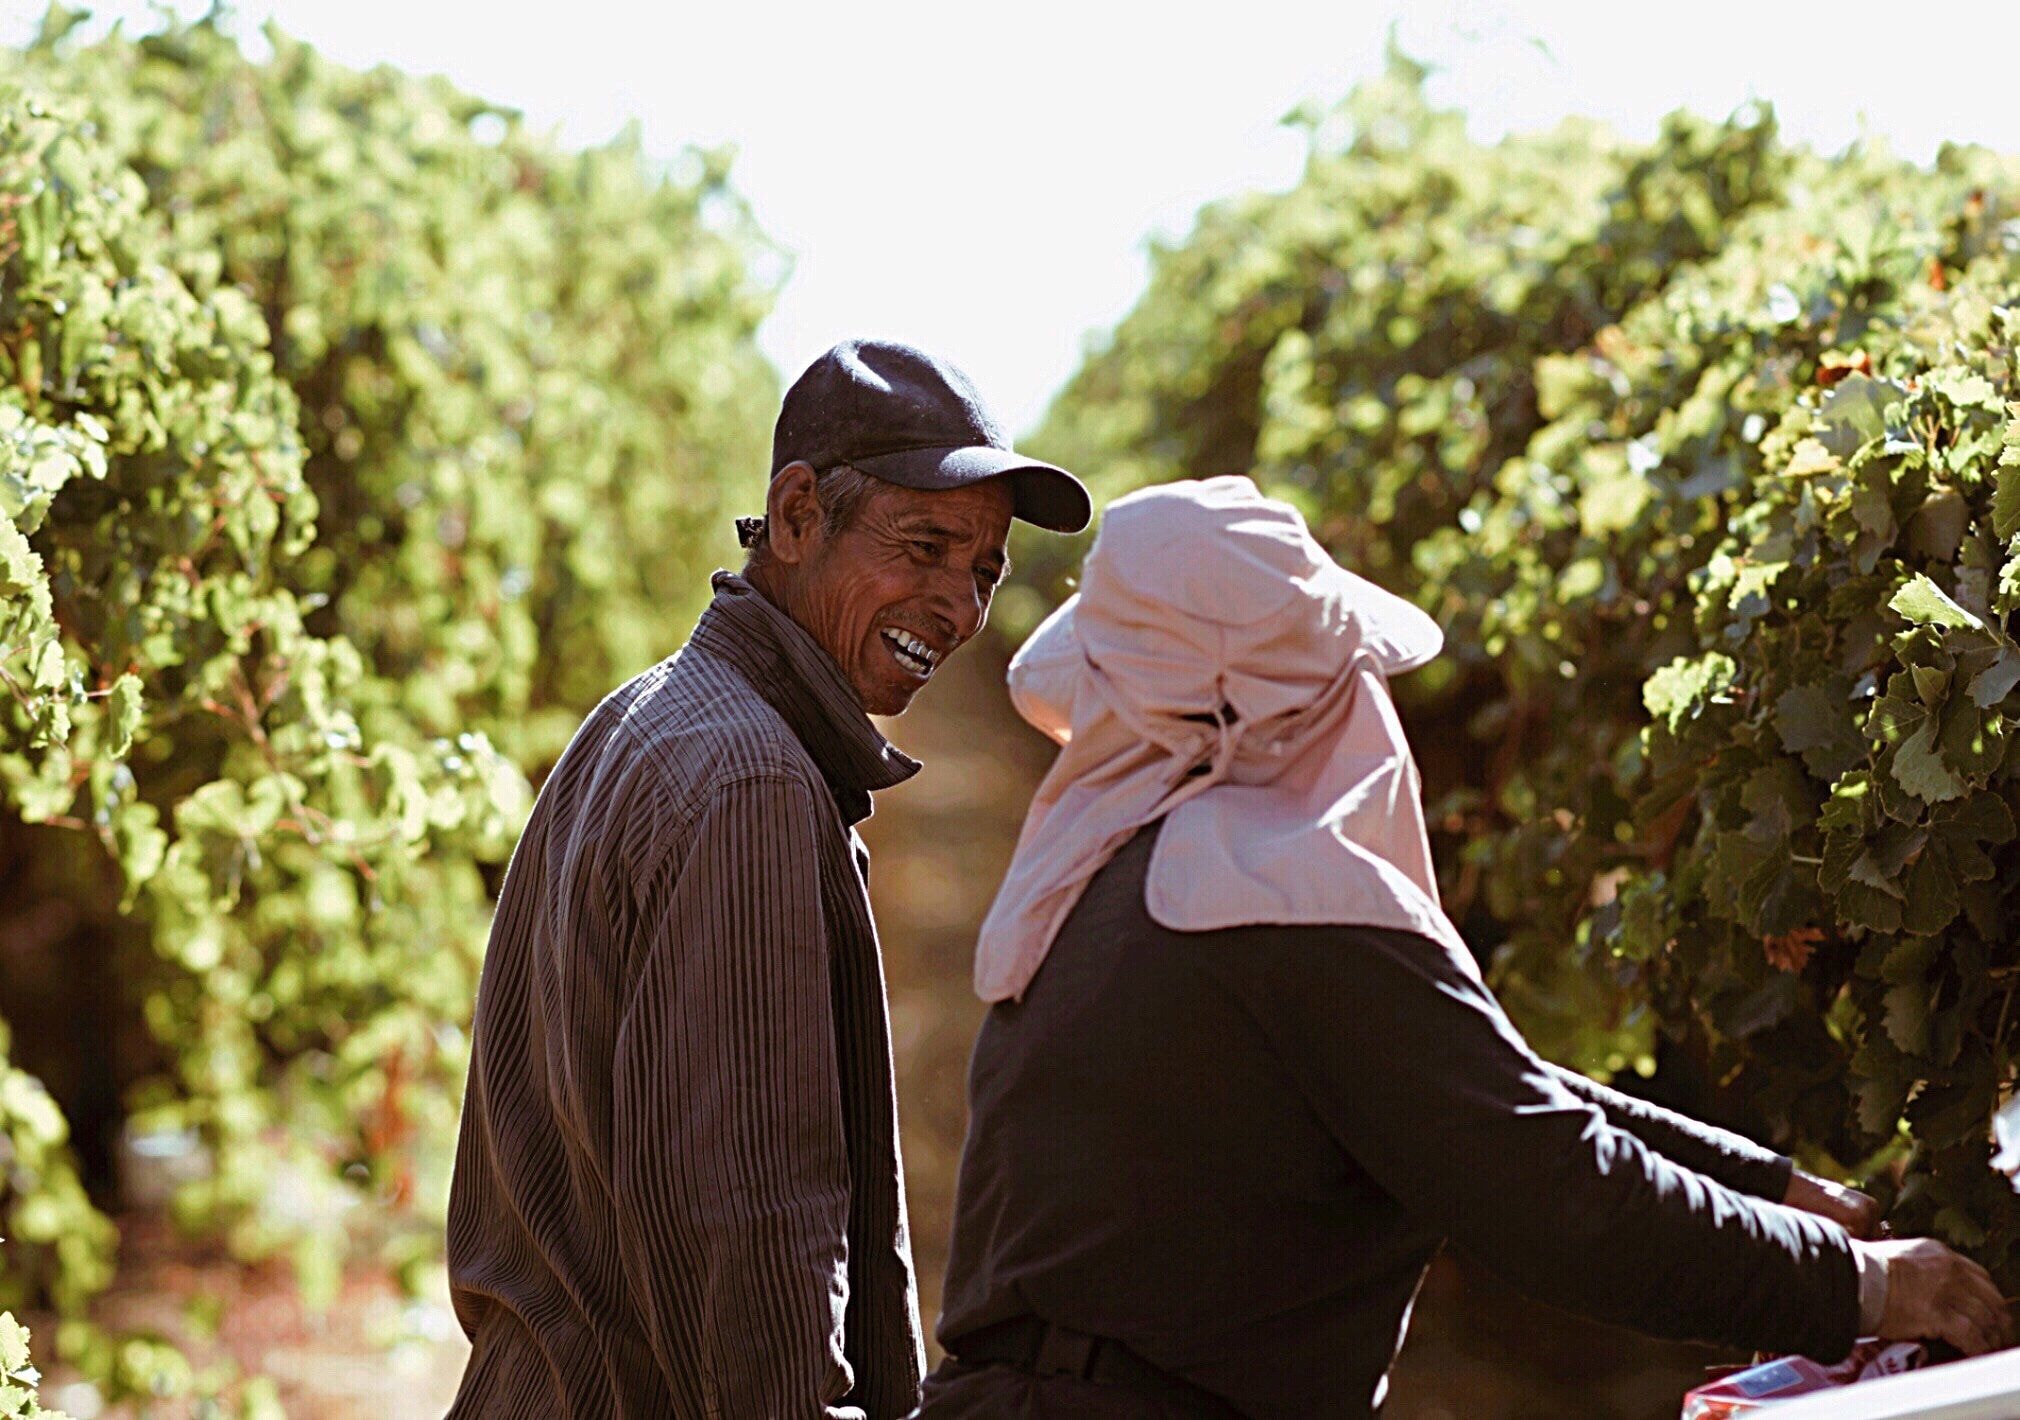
606, 645, 826, 810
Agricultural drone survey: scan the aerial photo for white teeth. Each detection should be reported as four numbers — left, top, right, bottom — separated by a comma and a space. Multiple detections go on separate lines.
881, 628, 937, 676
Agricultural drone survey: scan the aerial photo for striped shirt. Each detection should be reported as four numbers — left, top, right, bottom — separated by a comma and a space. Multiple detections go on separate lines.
446, 571, 928, 1419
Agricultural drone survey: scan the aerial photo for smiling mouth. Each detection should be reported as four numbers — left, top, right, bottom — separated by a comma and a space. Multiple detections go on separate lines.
879, 627, 942, 679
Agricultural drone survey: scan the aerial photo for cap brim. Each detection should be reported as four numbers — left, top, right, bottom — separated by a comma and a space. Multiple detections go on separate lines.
851, 443, 1091, 533
1313, 562, 1445, 676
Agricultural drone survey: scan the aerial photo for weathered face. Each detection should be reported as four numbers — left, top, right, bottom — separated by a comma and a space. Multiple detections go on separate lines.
770, 472, 1014, 716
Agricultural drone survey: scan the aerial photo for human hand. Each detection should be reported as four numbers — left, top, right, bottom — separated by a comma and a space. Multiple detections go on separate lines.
1856, 1238, 2013, 1356
1783, 1169, 1883, 1240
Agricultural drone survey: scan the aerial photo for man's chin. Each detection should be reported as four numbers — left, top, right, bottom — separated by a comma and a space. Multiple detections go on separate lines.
863, 682, 924, 717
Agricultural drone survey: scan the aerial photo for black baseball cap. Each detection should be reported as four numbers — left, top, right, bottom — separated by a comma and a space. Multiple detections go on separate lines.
764, 339, 1091, 534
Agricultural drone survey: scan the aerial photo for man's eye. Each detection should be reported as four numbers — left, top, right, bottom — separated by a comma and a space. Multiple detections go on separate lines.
912, 541, 942, 558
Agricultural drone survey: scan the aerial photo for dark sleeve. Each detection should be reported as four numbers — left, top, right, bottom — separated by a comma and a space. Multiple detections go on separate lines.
611, 775, 866, 1420
1209, 923, 1861, 1362
1545, 1063, 1793, 1202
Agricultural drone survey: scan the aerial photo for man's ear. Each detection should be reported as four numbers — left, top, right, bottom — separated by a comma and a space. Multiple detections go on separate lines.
765, 462, 822, 566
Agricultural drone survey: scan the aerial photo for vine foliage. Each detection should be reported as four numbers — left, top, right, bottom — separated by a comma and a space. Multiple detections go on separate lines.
0, 8, 777, 1402
1035, 51, 2020, 1279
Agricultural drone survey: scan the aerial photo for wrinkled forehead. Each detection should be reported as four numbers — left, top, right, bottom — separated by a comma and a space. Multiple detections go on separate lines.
870, 479, 1015, 546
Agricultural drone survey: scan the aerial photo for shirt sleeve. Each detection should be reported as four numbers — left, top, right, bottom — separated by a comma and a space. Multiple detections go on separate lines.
1209, 922, 1862, 1362
1543, 1062, 1794, 1202
611, 773, 866, 1419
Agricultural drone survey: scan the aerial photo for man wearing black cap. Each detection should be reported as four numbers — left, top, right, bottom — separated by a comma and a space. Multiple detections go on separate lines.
444, 339, 1090, 1419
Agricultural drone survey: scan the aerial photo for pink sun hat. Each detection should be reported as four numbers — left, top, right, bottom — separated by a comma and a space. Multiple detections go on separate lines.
974, 474, 1468, 1003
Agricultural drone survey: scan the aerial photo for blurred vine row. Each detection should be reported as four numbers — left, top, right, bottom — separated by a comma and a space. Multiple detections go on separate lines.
1032, 47, 2020, 1288
0, 7, 778, 1407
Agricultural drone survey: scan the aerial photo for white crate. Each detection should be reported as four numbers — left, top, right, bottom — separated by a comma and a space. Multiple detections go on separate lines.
1765, 1349, 2020, 1418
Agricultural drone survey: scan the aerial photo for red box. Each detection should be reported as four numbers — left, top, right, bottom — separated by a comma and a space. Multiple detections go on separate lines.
1680, 1340, 1926, 1417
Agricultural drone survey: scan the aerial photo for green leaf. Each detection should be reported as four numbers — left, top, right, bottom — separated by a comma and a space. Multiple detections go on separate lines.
1643, 652, 1735, 734
112, 801, 168, 897
1820, 830, 1862, 894
1740, 759, 1814, 840
1926, 790, 2014, 884
1935, 1207, 1991, 1250
106, 672, 143, 757
1838, 879, 1905, 934
0, 1073, 67, 1145
1781, 437, 1840, 477
1968, 647, 2020, 708
1817, 772, 1874, 836
1721, 973, 1801, 1039
1579, 466, 1654, 537
28, 639, 63, 692
1847, 848, 1909, 898
1938, 695, 2004, 777
0, 517, 42, 598
1871, 677, 1973, 804
1850, 481, 1896, 540
1893, 715, 1968, 803
1884, 982, 1931, 1054
1817, 375, 1902, 455
1878, 936, 1939, 985
1937, 789, 2017, 845
1925, 365, 2002, 412
1707, 829, 1771, 915
1868, 822, 1929, 882
0, 1314, 26, 1376
1994, 461, 2020, 543
1857, 1072, 1910, 1136
1869, 680, 1927, 744
1911, 665, 1950, 707
1557, 556, 1606, 600
1901, 850, 1961, 935
1612, 873, 1674, 962
1905, 489, 1968, 561
1740, 855, 1811, 938
1890, 573, 1985, 632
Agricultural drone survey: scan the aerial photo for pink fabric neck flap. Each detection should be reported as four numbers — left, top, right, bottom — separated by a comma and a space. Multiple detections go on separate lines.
973, 475, 1475, 1003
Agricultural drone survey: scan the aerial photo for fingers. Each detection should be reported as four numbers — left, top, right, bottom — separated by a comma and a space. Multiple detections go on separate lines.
1939, 1305, 1997, 1357
1789, 1173, 1883, 1238
1951, 1297, 2003, 1355
1973, 1292, 2014, 1352
1956, 1258, 2011, 1346
1867, 1236, 2014, 1353
1933, 1257, 2011, 1354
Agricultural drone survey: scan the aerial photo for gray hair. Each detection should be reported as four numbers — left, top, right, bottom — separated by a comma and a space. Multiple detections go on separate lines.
742, 463, 881, 577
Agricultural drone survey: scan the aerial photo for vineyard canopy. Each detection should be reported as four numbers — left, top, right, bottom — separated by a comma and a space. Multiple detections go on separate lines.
0, 8, 778, 1397
1032, 49, 2020, 1283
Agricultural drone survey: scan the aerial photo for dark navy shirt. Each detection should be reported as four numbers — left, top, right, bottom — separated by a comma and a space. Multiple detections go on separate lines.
929, 821, 1859, 1419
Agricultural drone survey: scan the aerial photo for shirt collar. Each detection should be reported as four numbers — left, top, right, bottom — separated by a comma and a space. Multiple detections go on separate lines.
690, 571, 921, 824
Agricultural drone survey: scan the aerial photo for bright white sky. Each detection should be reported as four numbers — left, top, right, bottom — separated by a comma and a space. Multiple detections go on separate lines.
16, 1, 2020, 435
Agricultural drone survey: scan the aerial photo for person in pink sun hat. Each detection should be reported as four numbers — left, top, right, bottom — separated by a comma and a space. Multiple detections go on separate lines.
921, 475, 2005, 1419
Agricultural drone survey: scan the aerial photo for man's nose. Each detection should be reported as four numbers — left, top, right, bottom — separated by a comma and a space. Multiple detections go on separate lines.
930, 566, 988, 643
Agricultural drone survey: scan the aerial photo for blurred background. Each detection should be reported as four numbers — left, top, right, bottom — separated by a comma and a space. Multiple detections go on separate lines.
6, 2, 2020, 1416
